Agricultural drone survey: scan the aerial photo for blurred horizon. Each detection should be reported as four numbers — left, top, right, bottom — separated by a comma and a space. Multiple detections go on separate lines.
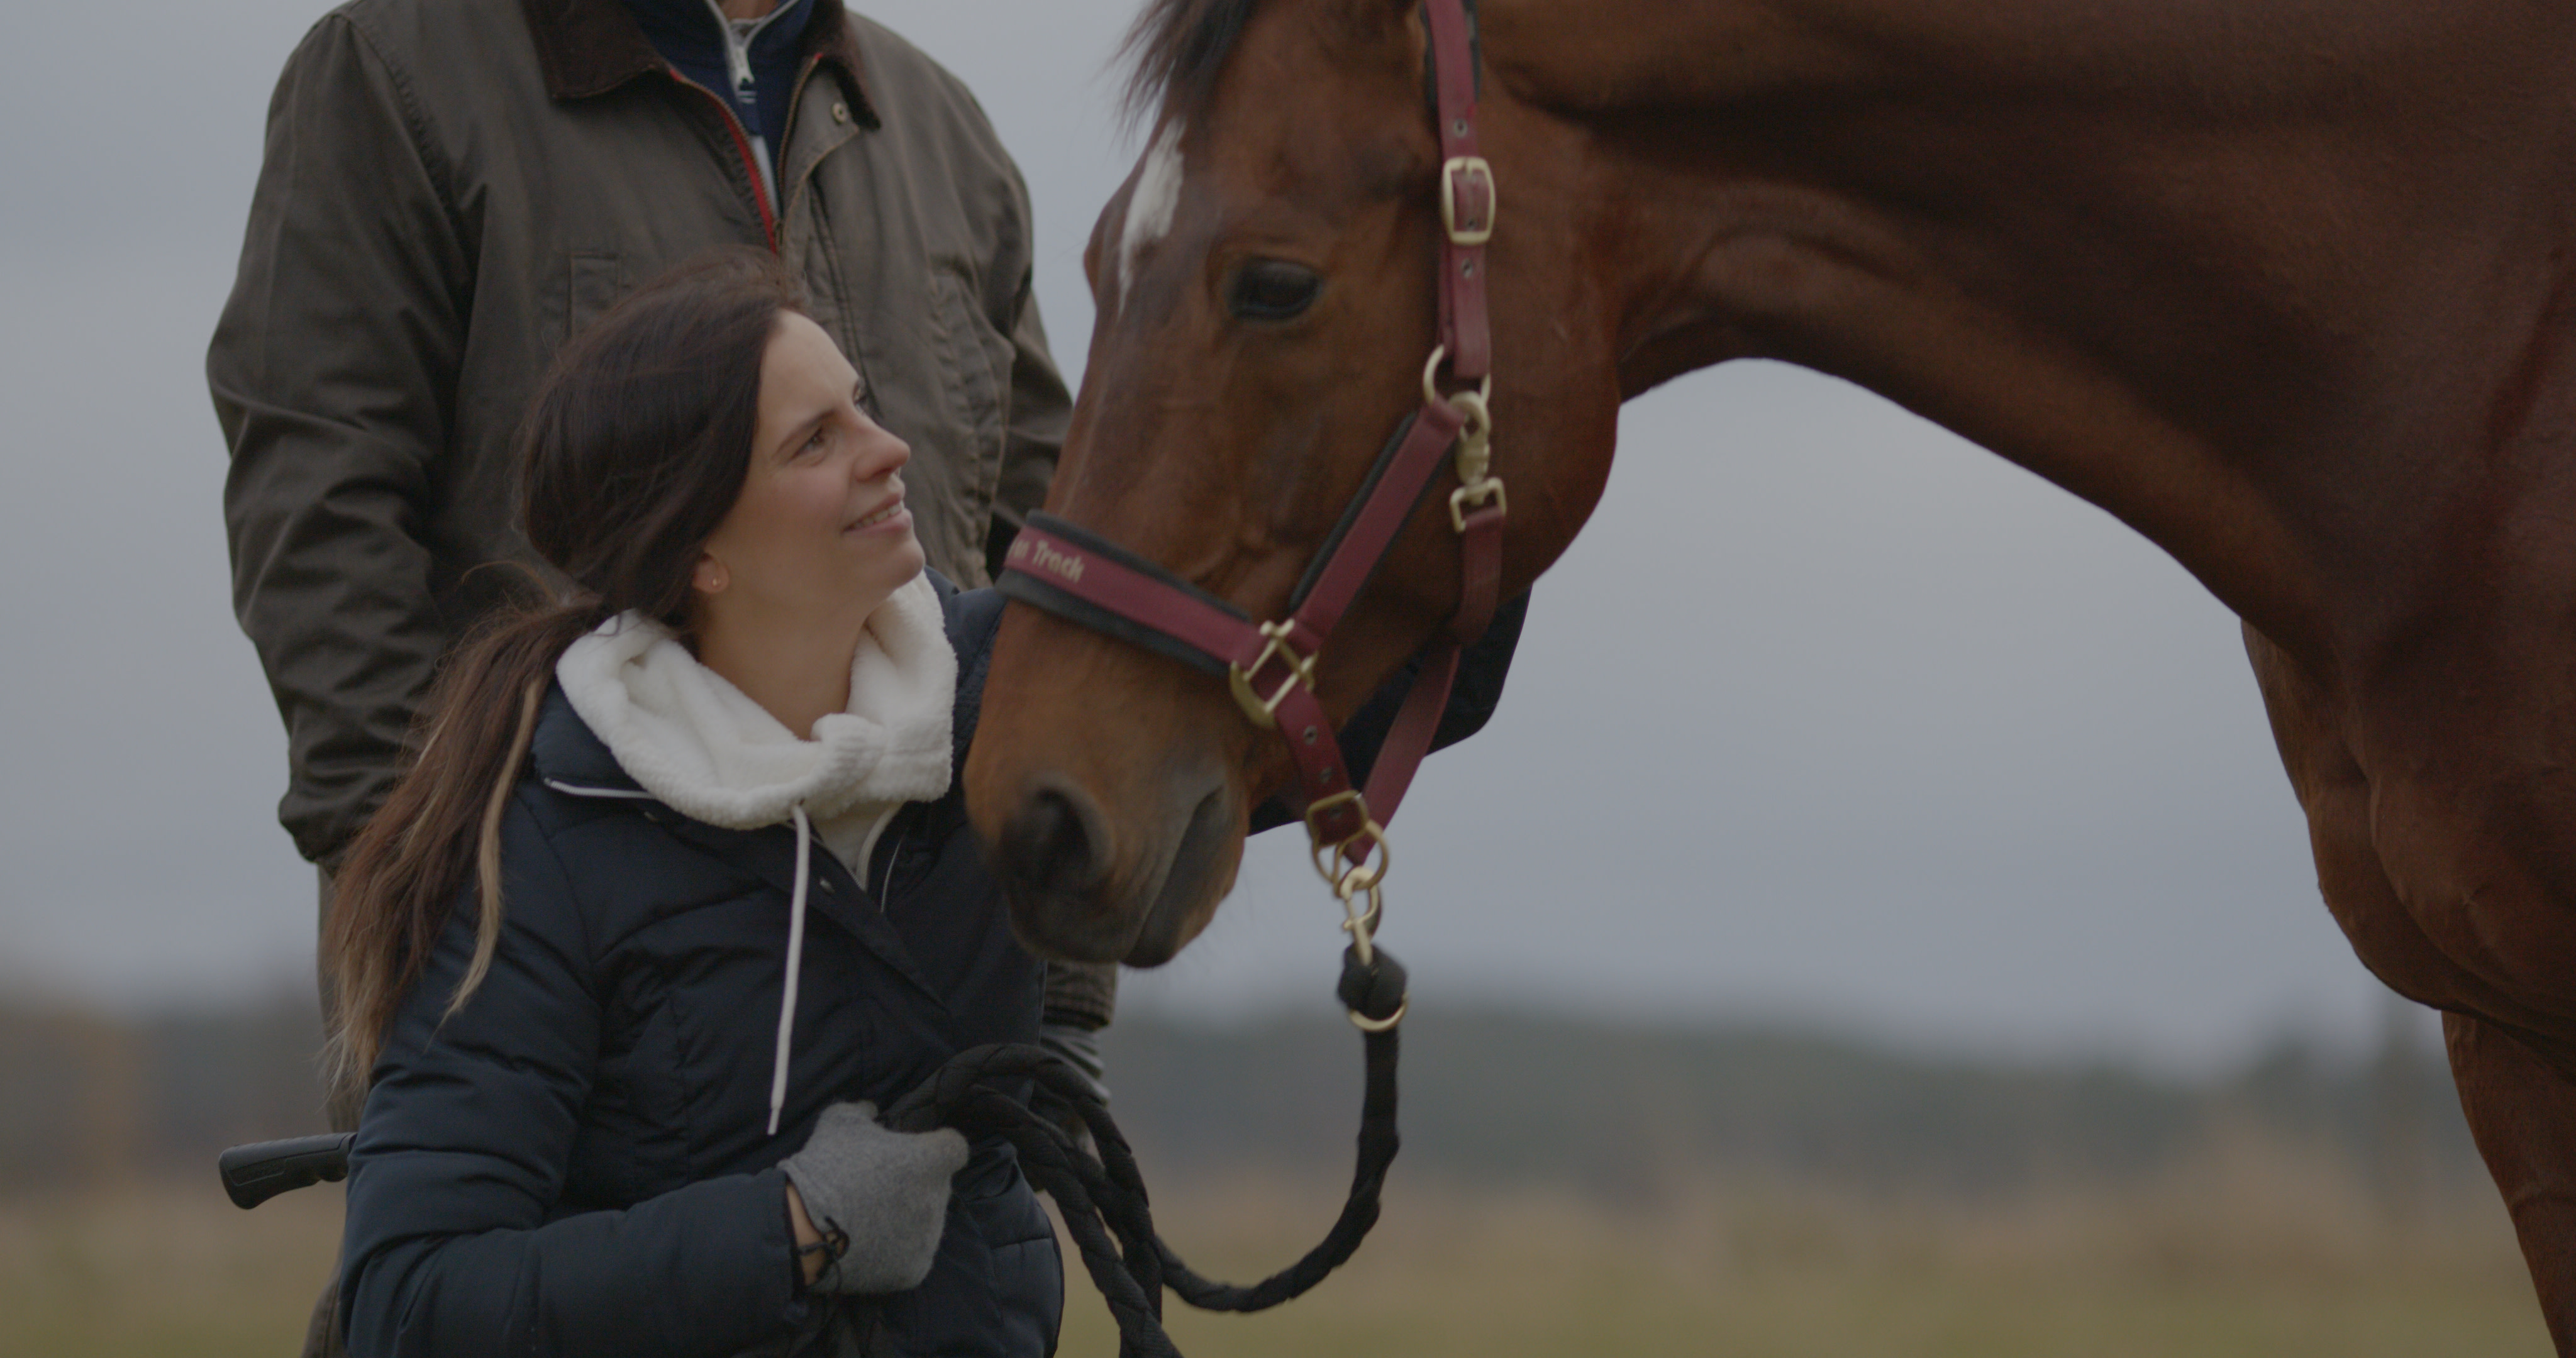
0, 985, 2477, 1196
0, 987, 2538, 1356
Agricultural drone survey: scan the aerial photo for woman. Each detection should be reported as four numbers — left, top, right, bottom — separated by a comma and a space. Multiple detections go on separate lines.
325, 249, 1523, 1357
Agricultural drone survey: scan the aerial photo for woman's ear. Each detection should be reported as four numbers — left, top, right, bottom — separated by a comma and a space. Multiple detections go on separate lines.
693, 553, 730, 597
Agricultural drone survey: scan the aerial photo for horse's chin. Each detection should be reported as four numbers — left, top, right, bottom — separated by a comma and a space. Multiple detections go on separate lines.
1111, 891, 1204, 968
1116, 785, 1240, 964
1000, 776, 1242, 967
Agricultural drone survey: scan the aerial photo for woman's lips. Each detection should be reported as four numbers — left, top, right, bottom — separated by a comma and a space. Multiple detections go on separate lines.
847, 497, 908, 532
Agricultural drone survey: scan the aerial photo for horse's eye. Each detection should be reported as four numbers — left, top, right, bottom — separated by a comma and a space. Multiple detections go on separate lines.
1228, 260, 1321, 321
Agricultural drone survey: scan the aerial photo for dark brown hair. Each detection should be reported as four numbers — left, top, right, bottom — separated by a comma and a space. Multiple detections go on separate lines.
323, 247, 807, 1091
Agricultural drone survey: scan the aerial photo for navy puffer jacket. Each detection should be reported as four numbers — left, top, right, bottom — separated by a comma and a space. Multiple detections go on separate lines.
337, 579, 1524, 1357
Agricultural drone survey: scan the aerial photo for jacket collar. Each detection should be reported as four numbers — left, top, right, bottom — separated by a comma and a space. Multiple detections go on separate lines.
528, 684, 641, 794
518, 0, 878, 123
529, 682, 951, 1008
529, 571, 969, 800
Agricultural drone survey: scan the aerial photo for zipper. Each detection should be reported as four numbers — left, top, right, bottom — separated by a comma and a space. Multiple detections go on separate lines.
721, 21, 758, 121
694, 0, 795, 238
716, 14, 782, 211
668, 4, 837, 253
871, 824, 909, 912
670, 73, 779, 249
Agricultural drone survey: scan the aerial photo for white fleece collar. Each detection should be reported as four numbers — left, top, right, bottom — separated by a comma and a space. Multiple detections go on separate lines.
555, 575, 956, 829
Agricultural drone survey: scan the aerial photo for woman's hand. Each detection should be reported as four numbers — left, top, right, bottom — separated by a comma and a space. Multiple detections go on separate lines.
779, 1101, 969, 1294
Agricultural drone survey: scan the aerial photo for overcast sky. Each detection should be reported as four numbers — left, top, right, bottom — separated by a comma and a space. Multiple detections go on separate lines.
0, 0, 2414, 1071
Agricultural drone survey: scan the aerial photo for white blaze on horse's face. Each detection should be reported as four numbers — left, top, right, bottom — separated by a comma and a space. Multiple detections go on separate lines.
1116, 122, 1187, 313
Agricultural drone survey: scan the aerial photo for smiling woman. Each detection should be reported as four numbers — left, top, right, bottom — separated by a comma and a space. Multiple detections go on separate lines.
318, 249, 1059, 1358
691, 313, 930, 739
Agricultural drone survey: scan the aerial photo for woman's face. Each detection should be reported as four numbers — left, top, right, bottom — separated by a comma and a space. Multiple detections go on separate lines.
696, 312, 924, 630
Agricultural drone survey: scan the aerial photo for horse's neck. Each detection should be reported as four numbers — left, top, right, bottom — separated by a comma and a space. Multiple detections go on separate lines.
1481, 0, 2576, 664
1482, 0, 2501, 117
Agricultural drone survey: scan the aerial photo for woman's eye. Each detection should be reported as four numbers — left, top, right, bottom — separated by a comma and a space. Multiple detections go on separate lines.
1228, 260, 1321, 322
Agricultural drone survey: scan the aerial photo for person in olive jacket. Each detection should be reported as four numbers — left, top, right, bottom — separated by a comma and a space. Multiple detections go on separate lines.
324, 253, 1522, 1357
211, 0, 1065, 875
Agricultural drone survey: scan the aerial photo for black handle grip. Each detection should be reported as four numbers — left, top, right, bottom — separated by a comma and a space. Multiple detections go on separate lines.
218, 1132, 356, 1210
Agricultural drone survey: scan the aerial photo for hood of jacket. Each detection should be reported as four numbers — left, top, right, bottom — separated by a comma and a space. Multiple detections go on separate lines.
553, 573, 956, 830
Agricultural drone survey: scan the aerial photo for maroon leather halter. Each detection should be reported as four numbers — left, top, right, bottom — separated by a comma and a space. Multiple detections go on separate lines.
998, 0, 1503, 1003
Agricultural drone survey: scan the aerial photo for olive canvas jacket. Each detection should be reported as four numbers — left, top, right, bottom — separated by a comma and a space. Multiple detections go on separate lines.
209, 0, 1069, 865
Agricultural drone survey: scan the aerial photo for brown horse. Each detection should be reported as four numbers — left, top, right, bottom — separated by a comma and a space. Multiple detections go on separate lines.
962, 0, 2576, 1339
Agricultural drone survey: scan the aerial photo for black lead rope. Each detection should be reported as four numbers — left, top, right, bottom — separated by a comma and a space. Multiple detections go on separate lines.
882, 944, 1408, 1358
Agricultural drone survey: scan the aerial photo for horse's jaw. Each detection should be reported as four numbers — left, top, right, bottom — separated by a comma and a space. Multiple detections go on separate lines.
985, 768, 1241, 968
967, 607, 1251, 966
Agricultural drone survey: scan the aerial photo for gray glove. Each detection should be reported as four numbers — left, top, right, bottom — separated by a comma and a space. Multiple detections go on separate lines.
779, 1101, 969, 1295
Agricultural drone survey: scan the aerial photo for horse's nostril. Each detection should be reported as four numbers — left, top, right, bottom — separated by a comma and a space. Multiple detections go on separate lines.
1001, 786, 1105, 898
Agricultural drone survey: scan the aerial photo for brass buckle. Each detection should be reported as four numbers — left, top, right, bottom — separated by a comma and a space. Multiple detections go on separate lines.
1339, 873, 1388, 968
1440, 156, 1496, 246
1446, 388, 1494, 485
1420, 348, 1504, 532
1336, 846, 1406, 1029
1304, 792, 1391, 890
1227, 621, 1318, 729
1421, 346, 1494, 415
1309, 795, 1406, 1029
1449, 477, 1509, 533
1350, 997, 1408, 1034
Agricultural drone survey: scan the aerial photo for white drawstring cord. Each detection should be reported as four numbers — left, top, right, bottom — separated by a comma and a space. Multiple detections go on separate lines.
767, 803, 813, 1137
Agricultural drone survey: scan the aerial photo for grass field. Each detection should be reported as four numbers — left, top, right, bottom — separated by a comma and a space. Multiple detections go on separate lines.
0, 1147, 2548, 1358
0, 1178, 341, 1357
1062, 1160, 2552, 1358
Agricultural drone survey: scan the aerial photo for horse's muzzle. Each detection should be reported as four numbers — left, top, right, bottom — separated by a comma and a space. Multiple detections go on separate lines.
988, 769, 1240, 966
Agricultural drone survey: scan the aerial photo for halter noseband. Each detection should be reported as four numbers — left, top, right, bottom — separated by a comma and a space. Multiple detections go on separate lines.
998, 0, 1503, 1022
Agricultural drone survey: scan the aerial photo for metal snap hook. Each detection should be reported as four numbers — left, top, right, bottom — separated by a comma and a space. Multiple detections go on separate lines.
1421, 345, 1494, 414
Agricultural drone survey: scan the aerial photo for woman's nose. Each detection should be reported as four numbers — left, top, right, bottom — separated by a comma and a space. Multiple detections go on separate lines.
854, 424, 911, 482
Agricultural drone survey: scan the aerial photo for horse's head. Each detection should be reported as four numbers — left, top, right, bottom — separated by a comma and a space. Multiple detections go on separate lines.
967, 0, 1621, 964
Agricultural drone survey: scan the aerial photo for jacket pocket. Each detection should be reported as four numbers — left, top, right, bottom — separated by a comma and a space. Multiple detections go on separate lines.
566, 983, 696, 1203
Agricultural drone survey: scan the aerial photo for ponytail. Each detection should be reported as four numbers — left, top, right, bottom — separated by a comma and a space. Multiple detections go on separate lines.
320, 598, 604, 1096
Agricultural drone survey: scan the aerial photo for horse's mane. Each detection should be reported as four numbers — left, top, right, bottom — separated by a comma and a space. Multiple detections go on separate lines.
1118, 0, 1266, 124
